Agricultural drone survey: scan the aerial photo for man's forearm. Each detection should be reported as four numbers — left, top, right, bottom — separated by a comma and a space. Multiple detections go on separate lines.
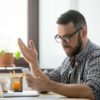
48, 80, 95, 99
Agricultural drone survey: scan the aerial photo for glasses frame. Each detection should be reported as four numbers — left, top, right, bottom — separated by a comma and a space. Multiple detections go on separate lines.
54, 27, 82, 43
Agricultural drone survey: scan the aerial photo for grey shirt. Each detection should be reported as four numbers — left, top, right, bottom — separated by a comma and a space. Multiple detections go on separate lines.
46, 40, 100, 100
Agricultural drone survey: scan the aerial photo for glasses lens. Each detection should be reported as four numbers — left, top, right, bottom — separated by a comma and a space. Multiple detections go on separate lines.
55, 35, 62, 43
63, 36, 70, 43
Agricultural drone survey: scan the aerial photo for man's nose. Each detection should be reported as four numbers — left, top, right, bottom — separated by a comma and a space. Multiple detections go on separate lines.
62, 41, 69, 48
62, 39, 69, 44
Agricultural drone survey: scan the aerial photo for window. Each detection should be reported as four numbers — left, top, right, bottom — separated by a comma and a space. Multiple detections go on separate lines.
0, 0, 39, 67
0, 0, 28, 52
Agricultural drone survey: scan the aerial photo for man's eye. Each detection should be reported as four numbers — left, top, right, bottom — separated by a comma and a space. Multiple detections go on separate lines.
64, 35, 70, 39
63, 37, 69, 40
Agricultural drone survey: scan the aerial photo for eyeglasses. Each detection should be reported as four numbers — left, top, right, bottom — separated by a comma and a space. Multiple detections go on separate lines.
54, 27, 82, 43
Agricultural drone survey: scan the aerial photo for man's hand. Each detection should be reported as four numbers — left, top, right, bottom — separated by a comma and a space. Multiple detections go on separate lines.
18, 38, 38, 64
25, 69, 51, 92
18, 38, 40, 76
18, 38, 51, 92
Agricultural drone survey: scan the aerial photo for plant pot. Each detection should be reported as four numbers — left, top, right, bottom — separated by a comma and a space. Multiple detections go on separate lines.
0, 53, 14, 67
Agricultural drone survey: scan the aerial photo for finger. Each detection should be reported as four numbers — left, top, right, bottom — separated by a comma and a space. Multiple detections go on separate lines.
26, 74, 33, 80
18, 38, 26, 54
26, 73, 32, 77
26, 73, 40, 80
18, 38, 27, 49
29, 40, 35, 49
27, 80, 34, 88
18, 38, 28, 57
25, 68, 43, 78
29, 40, 38, 56
26, 76, 34, 85
26, 73, 36, 78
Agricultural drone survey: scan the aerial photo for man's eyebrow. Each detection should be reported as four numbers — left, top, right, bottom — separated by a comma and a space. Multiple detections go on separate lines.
63, 33, 72, 37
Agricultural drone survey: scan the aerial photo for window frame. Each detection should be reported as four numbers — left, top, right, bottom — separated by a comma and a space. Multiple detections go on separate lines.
14, 0, 39, 67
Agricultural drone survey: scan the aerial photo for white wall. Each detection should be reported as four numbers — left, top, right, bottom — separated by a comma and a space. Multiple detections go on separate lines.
39, 0, 100, 69
0, 0, 27, 52
79, 0, 100, 45
39, 0, 70, 68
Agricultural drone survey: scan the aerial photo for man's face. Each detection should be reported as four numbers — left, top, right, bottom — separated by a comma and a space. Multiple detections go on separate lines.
58, 22, 82, 57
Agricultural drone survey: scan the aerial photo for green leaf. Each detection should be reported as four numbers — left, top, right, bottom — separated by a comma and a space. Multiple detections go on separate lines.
0, 50, 5, 55
15, 51, 21, 59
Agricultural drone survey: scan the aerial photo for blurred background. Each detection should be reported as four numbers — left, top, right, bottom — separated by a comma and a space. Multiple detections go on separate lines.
0, 0, 100, 69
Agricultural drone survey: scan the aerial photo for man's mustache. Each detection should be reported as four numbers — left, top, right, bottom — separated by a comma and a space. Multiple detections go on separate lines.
63, 45, 72, 49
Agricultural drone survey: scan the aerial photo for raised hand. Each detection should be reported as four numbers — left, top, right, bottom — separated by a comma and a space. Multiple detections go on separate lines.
18, 38, 40, 76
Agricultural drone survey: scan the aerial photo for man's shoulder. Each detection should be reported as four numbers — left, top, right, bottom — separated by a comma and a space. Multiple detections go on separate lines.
89, 40, 100, 49
87, 40, 100, 56
86, 40, 100, 60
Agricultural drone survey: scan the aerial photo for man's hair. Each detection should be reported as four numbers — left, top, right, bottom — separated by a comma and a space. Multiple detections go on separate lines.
56, 10, 87, 28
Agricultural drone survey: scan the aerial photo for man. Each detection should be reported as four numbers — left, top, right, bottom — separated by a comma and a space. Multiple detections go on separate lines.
18, 10, 100, 100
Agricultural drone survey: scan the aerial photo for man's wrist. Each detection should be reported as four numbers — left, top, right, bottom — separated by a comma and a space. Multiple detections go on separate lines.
47, 80, 58, 92
29, 63, 38, 67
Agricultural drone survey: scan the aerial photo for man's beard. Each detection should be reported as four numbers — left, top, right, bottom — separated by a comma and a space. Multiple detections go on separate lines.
70, 33, 82, 57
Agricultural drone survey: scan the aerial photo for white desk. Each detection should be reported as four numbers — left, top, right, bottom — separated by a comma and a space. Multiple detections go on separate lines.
0, 72, 90, 100
1, 92, 90, 100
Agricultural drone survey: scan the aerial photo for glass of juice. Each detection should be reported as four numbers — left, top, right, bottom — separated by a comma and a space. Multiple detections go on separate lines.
10, 76, 23, 92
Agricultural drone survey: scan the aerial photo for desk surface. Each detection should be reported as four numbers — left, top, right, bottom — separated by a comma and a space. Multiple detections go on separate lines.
0, 92, 90, 100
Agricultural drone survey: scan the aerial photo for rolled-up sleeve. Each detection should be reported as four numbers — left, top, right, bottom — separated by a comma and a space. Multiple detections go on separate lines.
84, 54, 100, 100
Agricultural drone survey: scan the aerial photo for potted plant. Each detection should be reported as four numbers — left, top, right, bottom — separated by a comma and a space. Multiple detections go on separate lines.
0, 50, 20, 67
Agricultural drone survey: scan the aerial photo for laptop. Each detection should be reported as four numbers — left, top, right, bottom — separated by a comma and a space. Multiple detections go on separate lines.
0, 84, 39, 98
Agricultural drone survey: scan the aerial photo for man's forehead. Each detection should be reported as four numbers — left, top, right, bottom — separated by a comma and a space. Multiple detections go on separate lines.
58, 22, 75, 35
58, 22, 75, 29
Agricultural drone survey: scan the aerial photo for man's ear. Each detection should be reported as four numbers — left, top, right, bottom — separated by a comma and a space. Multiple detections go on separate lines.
81, 26, 87, 37
83, 26, 87, 37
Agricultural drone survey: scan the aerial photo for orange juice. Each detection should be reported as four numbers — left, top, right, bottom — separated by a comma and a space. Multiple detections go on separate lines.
12, 81, 20, 90
10, 77, 23, 92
